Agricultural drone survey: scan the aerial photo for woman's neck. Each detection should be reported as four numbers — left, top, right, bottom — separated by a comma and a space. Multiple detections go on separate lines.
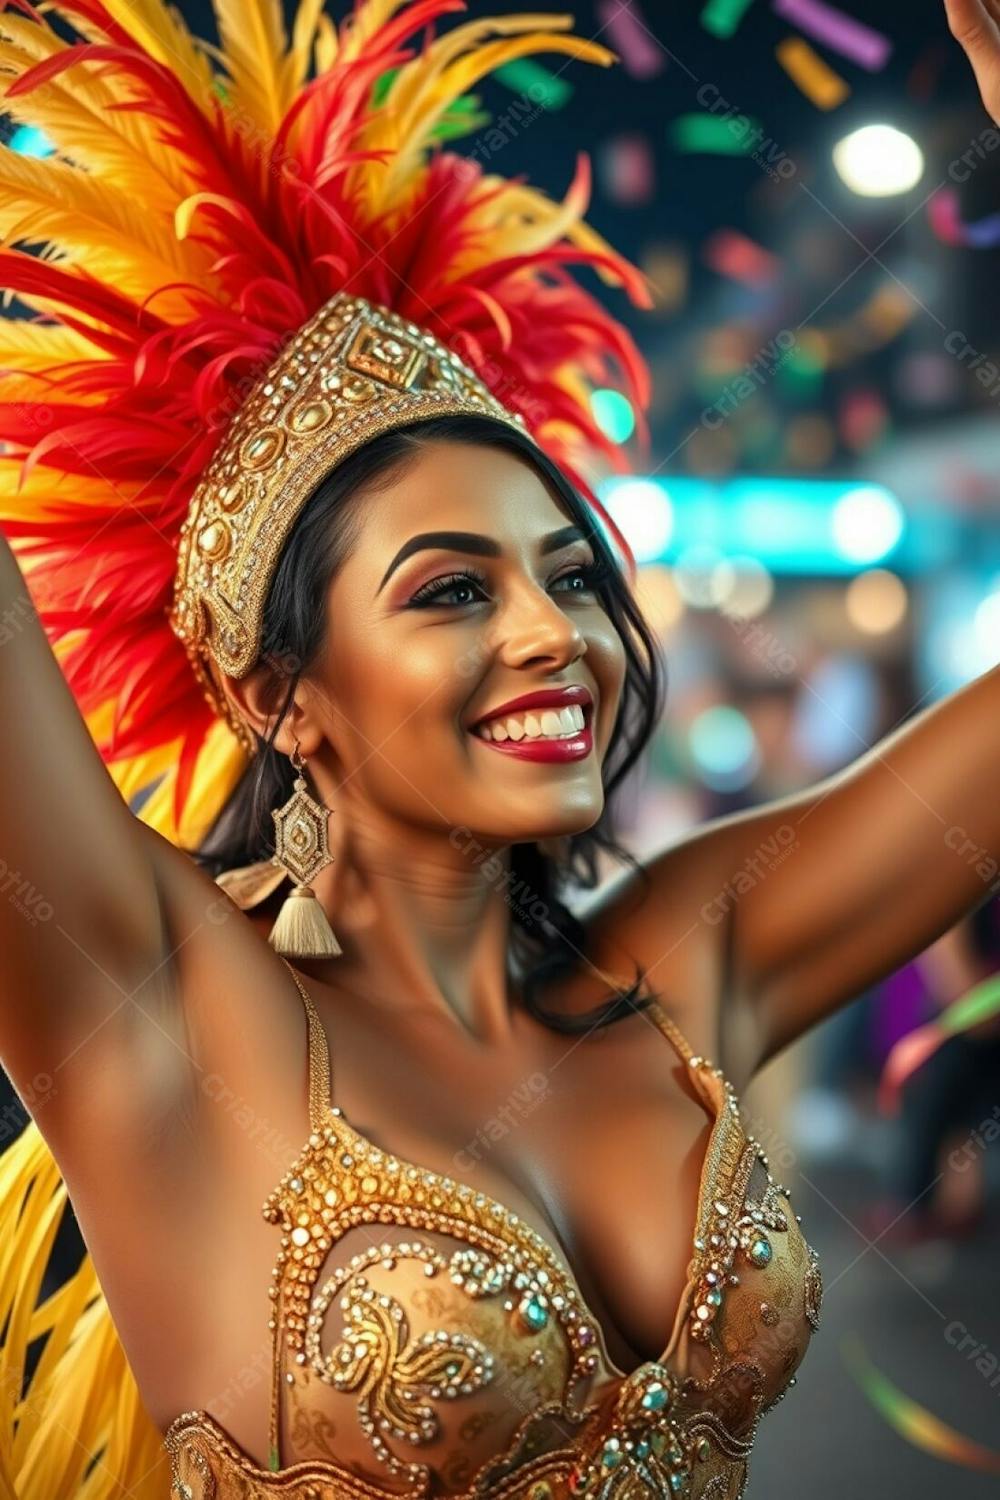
306, 813, 520, 1044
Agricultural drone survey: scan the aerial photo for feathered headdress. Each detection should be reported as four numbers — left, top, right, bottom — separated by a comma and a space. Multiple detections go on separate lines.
0, 0, 652, 855
0, 1, 652, 1493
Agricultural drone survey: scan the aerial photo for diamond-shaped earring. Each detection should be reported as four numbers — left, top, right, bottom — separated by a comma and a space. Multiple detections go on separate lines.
267, 741, 342, 959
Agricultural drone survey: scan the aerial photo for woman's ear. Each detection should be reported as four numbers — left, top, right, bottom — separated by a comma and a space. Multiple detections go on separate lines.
220, 662, 324, 758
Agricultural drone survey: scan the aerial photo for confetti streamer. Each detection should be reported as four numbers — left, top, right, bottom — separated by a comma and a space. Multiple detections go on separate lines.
703, 228, 780, 286
669, 113, 764, 153
700, 0, 757, 37
597, 0, 666, 77
878, 971, 1000, 1115
640, 242, 690, 313
776, 36, 851, 110
772, 0, 892, 71
928, 187, 1000, 248
842, 1333, 1000, 1473
494, 59, 573, 109
598, 134, 656, 204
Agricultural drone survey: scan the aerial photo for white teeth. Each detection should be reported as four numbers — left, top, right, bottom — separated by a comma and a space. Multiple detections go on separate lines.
475, 702, 588, 742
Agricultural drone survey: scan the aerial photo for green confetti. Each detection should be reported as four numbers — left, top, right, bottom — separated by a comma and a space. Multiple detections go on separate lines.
700, 0, 756, 39
776, 344, 825, 400
371, 66, 398, 107
371, 68, 487, 142
668, 113, 763, 154
494, 59, 572, 111
432, 94, 490, 143
940, 973, 1000, 1036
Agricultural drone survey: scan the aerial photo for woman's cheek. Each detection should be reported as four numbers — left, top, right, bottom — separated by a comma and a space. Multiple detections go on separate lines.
589, 617, 627, 682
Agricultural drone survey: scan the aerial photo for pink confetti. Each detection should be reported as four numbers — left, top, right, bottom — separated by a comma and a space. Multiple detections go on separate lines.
598, 134, 656, 204
771, 0, 891, 72
928, 187, 1000, 248
596, 0, 666, 78
703, 228, 781, 286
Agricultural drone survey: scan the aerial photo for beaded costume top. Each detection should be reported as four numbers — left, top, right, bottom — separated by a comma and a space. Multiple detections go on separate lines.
163, 962, 823, 1500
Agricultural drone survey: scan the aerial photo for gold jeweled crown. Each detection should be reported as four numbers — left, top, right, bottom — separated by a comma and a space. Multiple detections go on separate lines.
170, 292, 532, 747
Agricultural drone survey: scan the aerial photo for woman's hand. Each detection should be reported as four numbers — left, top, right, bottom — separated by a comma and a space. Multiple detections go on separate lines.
946, 0, 1000, 125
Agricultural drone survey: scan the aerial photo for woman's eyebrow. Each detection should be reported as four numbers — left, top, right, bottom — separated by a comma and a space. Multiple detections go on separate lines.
375, 524, 586, 595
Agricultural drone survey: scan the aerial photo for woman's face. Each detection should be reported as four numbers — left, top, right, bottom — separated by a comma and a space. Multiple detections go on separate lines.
301, 439, 627, 848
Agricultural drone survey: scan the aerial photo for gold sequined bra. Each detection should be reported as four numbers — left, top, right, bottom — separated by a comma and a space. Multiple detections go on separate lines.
164, 962, 823, 1500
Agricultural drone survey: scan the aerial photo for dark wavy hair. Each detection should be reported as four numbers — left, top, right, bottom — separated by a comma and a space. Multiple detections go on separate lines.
195, 414, 668, 1034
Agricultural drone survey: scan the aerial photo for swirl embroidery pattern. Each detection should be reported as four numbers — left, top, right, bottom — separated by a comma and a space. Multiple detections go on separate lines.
306, 1243, 503, 1473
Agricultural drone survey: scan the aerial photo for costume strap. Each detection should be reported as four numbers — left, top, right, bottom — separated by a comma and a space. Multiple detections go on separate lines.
278, 958, 333, 1139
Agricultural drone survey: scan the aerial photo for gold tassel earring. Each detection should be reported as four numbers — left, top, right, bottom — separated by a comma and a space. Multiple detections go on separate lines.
268, 741, 343, 959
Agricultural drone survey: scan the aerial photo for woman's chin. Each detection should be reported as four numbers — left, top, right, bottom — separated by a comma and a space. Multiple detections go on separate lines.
478, 807, 603, 846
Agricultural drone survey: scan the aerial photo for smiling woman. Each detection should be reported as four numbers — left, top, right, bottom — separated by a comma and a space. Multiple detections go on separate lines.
197, 413, 666, 1038
3, 0, 999, 1496
0, 0, 693, 1492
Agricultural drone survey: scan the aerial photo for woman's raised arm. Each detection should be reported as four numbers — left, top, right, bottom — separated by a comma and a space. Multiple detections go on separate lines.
680, 663, 1000, 1072
0, 531, 175, 1112
699, 0, 1000, 1072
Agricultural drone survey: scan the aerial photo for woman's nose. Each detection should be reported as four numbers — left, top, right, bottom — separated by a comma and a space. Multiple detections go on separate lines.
495, 583, 587, 669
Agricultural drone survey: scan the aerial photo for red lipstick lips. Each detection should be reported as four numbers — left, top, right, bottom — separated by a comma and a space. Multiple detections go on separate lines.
471, 683, 592, 727
469, 684, 593, 764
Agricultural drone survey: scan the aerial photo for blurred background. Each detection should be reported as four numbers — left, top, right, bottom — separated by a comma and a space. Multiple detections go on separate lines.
3, 0, 1000, 1493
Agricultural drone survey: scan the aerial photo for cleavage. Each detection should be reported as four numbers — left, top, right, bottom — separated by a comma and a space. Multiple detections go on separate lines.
320, 1020, 718, 1378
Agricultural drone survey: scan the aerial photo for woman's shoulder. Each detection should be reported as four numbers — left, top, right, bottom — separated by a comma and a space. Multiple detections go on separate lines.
555, 843, 736, 1070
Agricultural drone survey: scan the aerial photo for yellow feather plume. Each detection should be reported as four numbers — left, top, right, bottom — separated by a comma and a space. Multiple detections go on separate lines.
0, 13, 199, 208
357, 15, 618, 213
282, 0, 330, 97
214, 0, 289, 134
0, 148, 216, 307
92, 0, 217, 114
132, 716, 249, 845
314, 10, 339, 71
338, 0, 410, 60
0, 319, 108, 372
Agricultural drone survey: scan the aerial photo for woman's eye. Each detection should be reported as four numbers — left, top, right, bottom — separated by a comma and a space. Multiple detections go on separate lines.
551, 565, 601, 593
409, 570, 488, 607
408, 562, 604, 609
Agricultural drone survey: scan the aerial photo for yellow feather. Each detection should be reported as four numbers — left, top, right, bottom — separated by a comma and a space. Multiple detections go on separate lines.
134, 715, 248, 847
0, 283, 135, 345
212, 0, 288, 135
427, 22, 617, 103
356, 17, 617, 214
0, 319, 107, 372
0, 468, 164, 518
0, 149, 216, 308
281, 0, 327, 98
338, 0, 410, 60
0, 17, 194, 209
475, 178, 634, 288
94, 0, 217, 116
314, 11, 338, 72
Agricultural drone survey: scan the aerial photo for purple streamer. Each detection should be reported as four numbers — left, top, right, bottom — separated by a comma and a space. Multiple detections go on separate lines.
772, 0, 892, 72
